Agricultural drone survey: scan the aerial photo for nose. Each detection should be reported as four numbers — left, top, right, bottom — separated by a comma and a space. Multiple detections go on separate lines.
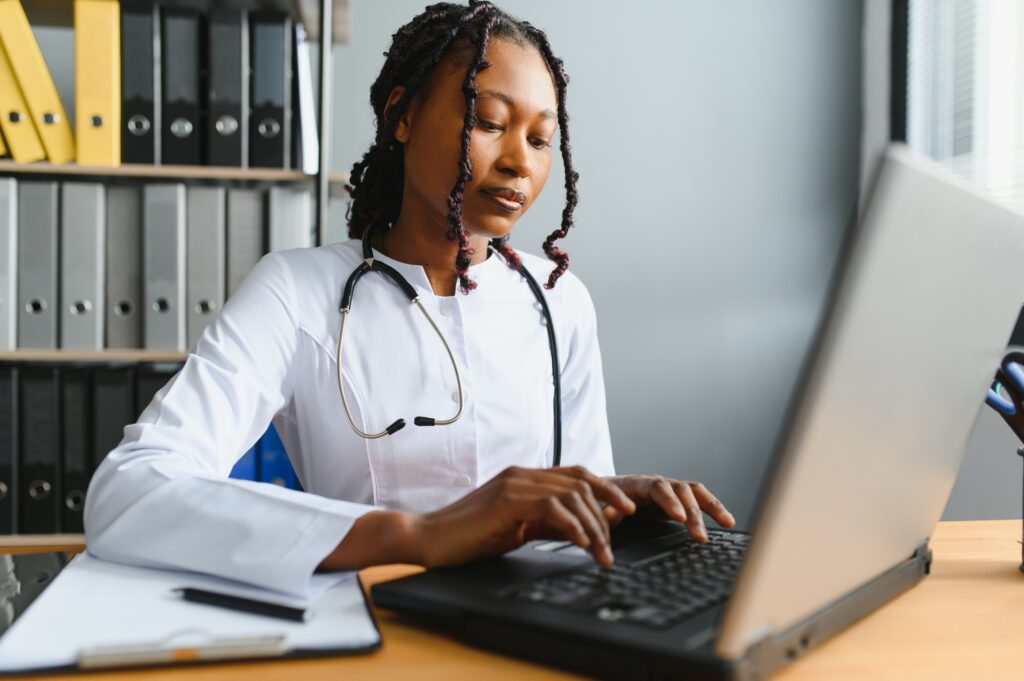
497, 131, 534, 179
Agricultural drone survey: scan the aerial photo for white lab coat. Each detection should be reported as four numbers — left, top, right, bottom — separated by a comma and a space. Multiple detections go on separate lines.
83, 240, 614, 597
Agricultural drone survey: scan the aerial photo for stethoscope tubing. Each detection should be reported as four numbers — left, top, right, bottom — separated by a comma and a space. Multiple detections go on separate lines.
336, 228, 562, 466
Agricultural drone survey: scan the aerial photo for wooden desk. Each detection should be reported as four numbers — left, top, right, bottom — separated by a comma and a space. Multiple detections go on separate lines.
7, 520, 1024, 681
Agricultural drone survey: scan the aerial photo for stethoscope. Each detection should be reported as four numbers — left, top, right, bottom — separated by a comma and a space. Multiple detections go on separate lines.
336, 228, 563, 466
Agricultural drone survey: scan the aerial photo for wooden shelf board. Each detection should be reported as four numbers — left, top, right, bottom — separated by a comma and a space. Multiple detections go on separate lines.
0, 350, 187, 363
0, 160, 349, 184
0, 534, 85, 553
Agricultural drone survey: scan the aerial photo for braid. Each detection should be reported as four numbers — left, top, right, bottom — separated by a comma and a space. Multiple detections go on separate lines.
523, 25, 580, 289
346, 2, 580, 292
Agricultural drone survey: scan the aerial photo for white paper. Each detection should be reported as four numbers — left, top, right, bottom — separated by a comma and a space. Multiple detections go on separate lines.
0, 553, 379, 672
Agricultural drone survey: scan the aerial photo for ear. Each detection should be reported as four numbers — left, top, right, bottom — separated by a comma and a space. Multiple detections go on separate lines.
383, 85, 414, 144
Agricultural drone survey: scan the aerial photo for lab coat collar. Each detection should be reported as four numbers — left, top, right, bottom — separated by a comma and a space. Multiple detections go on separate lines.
368, 244, 509, 299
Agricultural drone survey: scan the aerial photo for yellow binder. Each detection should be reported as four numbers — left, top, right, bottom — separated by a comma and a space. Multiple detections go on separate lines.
75, 0, 120, 166
0, 129, 6, 157
0, 0, 74, 164
0, 39, 45, 163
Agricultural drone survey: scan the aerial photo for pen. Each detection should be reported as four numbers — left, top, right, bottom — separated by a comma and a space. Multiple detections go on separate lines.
174, 587, 308, 622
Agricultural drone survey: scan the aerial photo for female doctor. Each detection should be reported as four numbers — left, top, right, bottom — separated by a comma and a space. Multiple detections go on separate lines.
83, 1, 735, 597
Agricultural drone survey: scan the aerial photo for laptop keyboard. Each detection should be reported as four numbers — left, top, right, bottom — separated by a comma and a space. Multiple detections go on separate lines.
510, 530, 749, 629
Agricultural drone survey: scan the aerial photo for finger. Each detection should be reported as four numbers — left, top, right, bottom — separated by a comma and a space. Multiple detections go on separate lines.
526, 480, 612, 565
524, 471, 612, 546
674, 482, 707, 542
536, 497, 591, 549
603, 505, 626, 527
649, 478, 687, 523
691, 482, 735, 528
551, 466, 636, 515
555, 486, 613, 566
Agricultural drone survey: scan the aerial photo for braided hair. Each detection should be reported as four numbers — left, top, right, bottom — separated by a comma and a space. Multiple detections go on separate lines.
344, 1, 580, 294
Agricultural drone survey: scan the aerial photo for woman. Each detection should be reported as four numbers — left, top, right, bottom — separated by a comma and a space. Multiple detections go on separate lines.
84, 1, 734, 597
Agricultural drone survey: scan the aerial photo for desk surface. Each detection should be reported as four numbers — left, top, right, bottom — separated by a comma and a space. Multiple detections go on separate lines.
7, 519, 1024, 681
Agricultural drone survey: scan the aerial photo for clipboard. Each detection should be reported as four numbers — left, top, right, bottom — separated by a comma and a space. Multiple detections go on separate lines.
0, 552, 382, 674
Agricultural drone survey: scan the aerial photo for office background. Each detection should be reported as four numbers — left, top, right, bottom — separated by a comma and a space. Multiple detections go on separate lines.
30, 0, 1020, 525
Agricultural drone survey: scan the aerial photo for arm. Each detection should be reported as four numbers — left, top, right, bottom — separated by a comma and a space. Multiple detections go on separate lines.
84, 253, 375, 597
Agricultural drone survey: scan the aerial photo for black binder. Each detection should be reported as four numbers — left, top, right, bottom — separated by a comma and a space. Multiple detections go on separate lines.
250, 12, 292, 168
121, 0, 161, 164
19, 366, 61, 534
92, 366, 135, 473
161, 7, 203, 165
60, 367, 92, 534
0, 366, 17, 534
207, 9, 249, 167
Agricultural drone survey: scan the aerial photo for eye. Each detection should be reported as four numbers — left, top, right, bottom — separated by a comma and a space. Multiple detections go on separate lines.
475, 118, 502, 132
531, 139, 552, 150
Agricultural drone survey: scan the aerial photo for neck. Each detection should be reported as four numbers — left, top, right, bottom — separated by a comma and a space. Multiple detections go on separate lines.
379, 214, 490, 297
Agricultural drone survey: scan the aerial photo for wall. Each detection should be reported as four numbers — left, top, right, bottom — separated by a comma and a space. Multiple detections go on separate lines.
330, 0, 864, 526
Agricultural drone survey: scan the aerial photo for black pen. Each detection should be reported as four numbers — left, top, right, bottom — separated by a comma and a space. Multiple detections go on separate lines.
174, 587, 308, 623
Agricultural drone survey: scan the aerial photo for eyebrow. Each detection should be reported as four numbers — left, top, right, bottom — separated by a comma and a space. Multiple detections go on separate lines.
477, 90, 556, 120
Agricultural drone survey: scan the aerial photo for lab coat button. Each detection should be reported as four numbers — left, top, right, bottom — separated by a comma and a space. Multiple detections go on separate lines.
451, 390, 460, 403
456, 474, 472, 487
440, 304, 454, 317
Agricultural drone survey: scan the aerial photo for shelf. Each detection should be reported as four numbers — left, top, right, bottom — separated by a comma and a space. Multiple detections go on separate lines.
0, 534, 85, 553
0, 160, 349, 184
0, 350, 187, 363
23, 0, 350, 43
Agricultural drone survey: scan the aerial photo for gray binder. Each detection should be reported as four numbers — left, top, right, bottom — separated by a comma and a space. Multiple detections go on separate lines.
17, 182, 59, 349
143, 184, 186, 350
226, 188, 266, 296
105, 185, 143, 349
268, 185, 313, 252
186, 186, 225, 349
60, 183, 106, 349
0, 179, 16, 350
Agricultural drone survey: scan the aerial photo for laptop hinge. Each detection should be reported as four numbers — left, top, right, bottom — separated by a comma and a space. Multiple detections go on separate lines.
732, 540, 932, 681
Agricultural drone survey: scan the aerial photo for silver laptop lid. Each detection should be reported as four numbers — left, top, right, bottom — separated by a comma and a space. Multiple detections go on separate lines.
716, 145, 1024, 658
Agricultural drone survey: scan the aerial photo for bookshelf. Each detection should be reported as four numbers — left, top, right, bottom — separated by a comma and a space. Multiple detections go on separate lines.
0, 0, 351, 538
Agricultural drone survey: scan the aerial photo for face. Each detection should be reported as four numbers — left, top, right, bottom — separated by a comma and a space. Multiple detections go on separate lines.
386, 37, 559, 240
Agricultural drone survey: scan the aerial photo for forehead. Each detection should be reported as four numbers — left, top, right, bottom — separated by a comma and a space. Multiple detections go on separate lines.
434, 37, 558, 115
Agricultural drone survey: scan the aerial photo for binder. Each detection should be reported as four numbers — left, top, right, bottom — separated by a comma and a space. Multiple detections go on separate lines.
226, 189, 266, 296
91, 366, 134, 471
229, 444, 258, 481
0, 178, 15, 350
121, 0, 160, 164
19, 365, 61, 534
105, 185, 143, 349
268, 185, 313, 252
294, 23, 318, 175
0, 42, 45, 163
60, 183, 106, 350
0, 365, 17, 533
143, 184, 186, 351
161, 8, 202, 165
258, 425, 299, 489
207, 9, 248, 167
249, 12, 292, 168
135, 361, 178, 419
186, 186, 225, 348
17, 182, 59, 349
60, 367, 91, 534
75, 0, 121, 167
0, 129, 5, 156
0, 0, 75, 164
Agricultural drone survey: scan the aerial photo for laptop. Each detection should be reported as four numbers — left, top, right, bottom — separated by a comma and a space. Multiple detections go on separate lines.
371, 144, 1024, 680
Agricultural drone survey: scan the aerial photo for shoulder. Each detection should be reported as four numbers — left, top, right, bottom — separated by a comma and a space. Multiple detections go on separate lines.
512, 248, 595, 311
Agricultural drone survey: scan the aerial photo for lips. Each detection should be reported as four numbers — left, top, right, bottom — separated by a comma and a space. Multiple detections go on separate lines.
482, 187, 527, 205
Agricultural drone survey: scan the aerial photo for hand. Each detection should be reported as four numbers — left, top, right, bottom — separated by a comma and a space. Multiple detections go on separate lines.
602, 475, 735, 543
416, 465, 637, 568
